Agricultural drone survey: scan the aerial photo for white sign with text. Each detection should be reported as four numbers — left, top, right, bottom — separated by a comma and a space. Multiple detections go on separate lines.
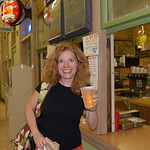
83, 33, 99, 56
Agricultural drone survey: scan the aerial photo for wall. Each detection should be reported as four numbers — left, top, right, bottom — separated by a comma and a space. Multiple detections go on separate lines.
0, 38, 1, 99
82, 139, 98, 150
0, 27, 21, 100
0, 32, 11, 100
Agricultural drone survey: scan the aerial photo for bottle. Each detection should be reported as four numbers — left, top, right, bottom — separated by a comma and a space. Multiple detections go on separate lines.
115, 109, 119, 131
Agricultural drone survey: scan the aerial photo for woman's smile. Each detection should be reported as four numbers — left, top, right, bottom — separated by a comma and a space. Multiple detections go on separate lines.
63, 69, 72, 73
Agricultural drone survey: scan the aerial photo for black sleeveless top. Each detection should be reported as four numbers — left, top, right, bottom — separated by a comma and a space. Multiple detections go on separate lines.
36, 82, 84, 150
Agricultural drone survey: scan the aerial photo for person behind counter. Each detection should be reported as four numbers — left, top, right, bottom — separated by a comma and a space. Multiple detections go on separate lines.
25, 42, 98, 150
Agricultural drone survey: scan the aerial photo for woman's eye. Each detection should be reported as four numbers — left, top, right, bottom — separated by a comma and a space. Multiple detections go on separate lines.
58, 60, 63, 63
69, 59, 74, 62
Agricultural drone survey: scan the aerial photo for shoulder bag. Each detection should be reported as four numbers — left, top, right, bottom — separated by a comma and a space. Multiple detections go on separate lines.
12, 82, 51, 150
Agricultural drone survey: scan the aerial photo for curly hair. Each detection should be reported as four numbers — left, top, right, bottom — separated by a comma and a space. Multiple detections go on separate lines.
42, 42, 91, 95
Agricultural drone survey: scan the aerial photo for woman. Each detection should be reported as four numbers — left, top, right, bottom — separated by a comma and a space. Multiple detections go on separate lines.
25, 42, 98, 150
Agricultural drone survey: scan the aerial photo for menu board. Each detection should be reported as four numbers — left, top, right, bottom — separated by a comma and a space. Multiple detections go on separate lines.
48, 0, 64, 43
63, 0, 92, 39
44, 0, 92, 43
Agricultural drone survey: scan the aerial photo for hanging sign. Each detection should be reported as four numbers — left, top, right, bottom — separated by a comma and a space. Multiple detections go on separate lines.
83, 33, 99, 56
0, 0, 32, 26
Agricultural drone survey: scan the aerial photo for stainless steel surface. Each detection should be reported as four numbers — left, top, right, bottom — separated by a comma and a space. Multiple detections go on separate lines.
127, 117, 146, 128
119, 110, 140, 119
119, 119, 133, 130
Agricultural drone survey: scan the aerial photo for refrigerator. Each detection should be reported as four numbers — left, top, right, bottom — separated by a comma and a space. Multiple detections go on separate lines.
5, 64, 32, 141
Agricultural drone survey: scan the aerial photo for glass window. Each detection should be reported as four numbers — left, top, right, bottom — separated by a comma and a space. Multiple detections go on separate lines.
21, 3, 31, 39
112, 0, 150, 20
36, 13, 49, 48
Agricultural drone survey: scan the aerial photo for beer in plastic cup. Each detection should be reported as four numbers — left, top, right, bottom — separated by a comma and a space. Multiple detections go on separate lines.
80, 86, 95, 109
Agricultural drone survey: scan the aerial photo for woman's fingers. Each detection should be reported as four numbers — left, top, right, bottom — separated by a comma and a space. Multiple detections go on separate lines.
34, 133, 47, 148
93, 94, 98, 106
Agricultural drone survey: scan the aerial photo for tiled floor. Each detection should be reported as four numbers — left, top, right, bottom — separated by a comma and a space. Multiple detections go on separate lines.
0, 101, 13, 150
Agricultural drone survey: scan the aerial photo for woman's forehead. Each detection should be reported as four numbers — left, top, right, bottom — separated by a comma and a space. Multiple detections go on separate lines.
58, 50, 75, 56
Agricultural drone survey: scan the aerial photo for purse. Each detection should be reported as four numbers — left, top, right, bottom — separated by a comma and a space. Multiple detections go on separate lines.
11, 82, 51, 150
35, 138, 59, 150
44, 137, 59, 150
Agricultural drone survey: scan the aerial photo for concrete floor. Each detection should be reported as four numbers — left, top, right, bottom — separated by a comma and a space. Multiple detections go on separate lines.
0, 101, 13, 150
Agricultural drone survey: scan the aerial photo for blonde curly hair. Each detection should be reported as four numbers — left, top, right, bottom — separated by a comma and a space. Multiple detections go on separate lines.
42, 42, 91, 95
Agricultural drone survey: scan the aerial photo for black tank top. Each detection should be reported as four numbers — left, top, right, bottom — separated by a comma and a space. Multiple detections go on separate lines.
36, 82, 84, 150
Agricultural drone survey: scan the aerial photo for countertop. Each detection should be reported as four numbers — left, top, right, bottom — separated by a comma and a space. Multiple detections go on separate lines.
130, 97, 150, 106
80, 122, 150, 150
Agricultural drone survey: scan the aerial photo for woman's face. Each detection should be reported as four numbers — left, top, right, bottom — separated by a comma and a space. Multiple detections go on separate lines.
58, 50, 78, 82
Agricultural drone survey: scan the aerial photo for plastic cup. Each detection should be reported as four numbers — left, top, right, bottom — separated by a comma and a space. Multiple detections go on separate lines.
80, 86, 95, 109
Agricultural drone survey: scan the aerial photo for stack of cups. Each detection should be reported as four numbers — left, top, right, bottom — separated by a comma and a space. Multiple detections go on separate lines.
131, 66, 136, 73
135, 67, 140, 73
130, 66, 147, 74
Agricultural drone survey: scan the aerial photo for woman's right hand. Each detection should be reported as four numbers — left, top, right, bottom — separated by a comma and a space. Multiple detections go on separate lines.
33, 131, 47, 148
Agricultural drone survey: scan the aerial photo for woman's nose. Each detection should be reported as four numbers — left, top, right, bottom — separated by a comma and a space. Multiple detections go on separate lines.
64, 61, 69, 67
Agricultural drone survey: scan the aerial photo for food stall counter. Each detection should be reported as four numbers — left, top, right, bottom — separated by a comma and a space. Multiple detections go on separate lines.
80, 122, 150, 150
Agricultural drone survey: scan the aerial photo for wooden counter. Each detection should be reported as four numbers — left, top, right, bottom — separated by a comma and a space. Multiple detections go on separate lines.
80, 122, 150, 150
130, 97, 150, 125
115, 96, 150, 125
130, 97, 150, 106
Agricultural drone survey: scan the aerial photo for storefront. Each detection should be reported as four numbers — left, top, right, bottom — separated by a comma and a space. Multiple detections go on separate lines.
83, 0, 150, 149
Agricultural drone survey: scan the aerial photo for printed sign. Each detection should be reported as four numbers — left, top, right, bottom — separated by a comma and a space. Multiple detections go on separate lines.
88, 56, 98, 89
83, 33, 99, 56
47, 45, 55, 58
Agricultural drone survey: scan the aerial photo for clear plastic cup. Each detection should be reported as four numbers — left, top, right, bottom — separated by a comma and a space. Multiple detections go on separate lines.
80, 86, 95, 109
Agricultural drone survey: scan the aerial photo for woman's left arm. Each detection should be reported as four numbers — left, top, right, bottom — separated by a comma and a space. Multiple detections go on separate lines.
85, 94, 98, 130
